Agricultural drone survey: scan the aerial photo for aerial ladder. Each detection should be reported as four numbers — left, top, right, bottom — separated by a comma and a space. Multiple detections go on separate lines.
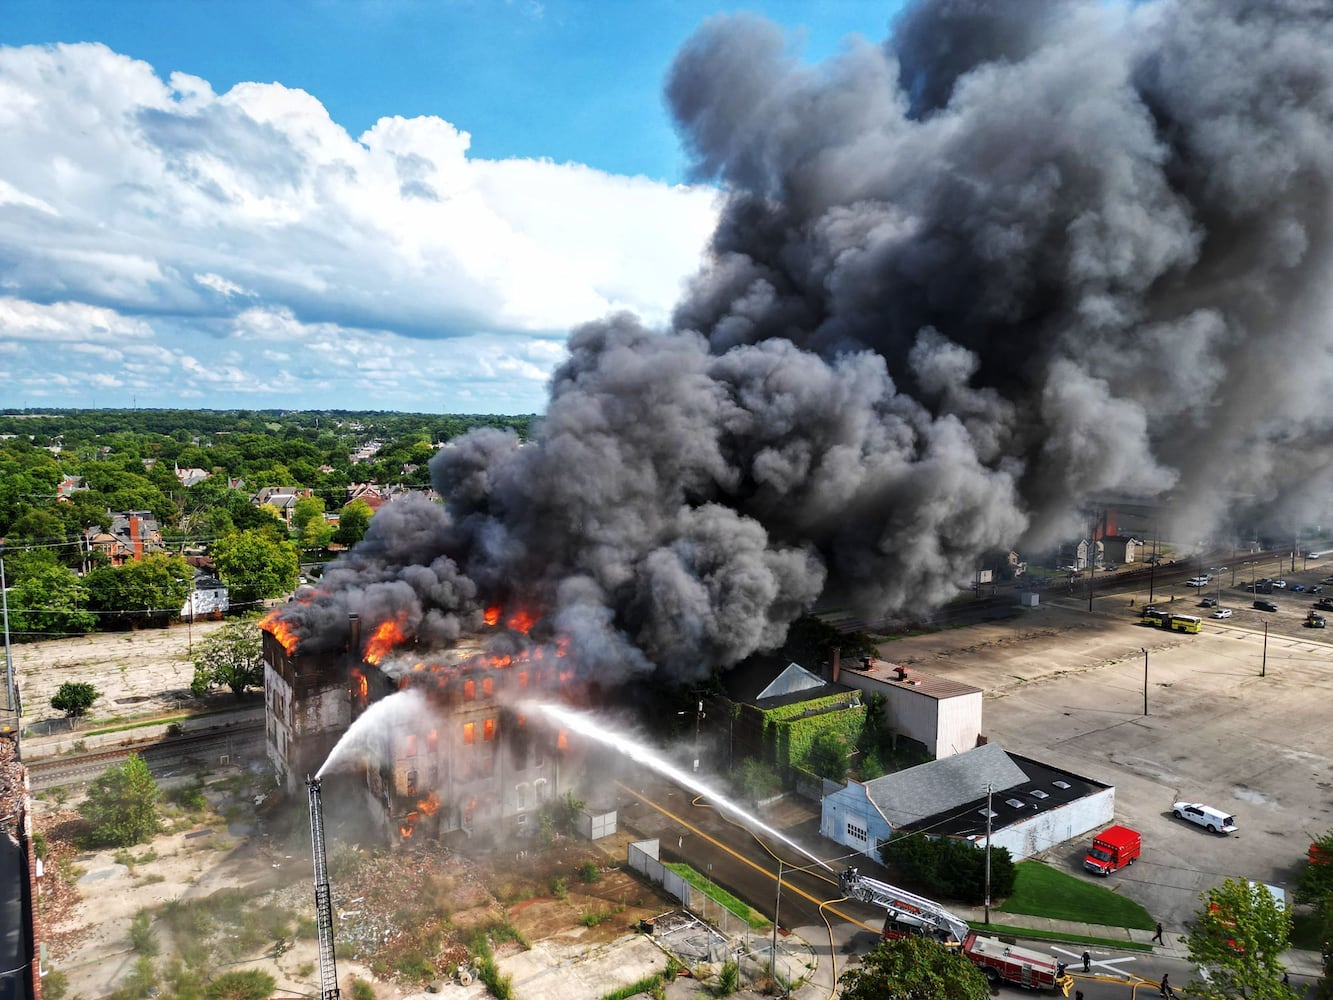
308, 776, 341, 1000
838, 867, 971, 945
840, 867, 1073, 995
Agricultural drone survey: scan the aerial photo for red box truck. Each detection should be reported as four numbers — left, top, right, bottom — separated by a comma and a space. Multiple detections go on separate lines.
1083, 825, 1141, 875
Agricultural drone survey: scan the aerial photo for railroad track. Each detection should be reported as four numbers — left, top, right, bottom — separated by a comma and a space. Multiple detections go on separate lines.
25, 719, 266, 790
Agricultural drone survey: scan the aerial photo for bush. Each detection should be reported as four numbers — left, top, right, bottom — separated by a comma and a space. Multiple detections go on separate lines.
50, 681, 99, 722
578, 860, 601, 883
883, 833, 1015, 904
349, 978, 376, 1000
205, 969, 276, 1000
79, 754, 161, 848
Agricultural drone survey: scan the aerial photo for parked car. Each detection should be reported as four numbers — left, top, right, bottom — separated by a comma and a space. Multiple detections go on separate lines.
1311, 586, 1323, 595
1187, 576, 1209, 587
1200, 596, 1218, 608
1315, 598, 1333, 611
1306, 613, 1326, 628
1211, 608, 1233, 619
1291, 584, 1307, 593
1323, 575, 1333, 584
1254, 599, 1279, 612
1273, 580, 1288, 589
1172, 802, 1237, 834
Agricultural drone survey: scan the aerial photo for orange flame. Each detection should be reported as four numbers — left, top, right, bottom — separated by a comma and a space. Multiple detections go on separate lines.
417, 791, 440, 816
364, 615, 409, 665
557, 729, 568, 750
350, 668, 368, 701
506, 609, 536, 634
400, 812, 419, 838
260, 609, 299, 655
483, 605, 501, 626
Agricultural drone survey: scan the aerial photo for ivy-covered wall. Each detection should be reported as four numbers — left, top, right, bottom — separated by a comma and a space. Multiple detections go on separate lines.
763, 693, 864, 773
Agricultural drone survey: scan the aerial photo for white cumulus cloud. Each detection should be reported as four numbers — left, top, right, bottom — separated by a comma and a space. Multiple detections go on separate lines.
0, 42, 719, 411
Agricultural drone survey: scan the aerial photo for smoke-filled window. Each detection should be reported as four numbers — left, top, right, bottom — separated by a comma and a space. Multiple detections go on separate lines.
482, 677, 495, 698
516, 782, 531, 810
403, 733, 418, 757
426, 729, 438, 754
463, 679, 476, 701
483, 718, 495, 741
517, 671, 529, 689
463, 721, 475, 745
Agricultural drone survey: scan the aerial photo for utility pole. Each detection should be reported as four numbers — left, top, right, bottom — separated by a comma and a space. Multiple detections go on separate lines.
771, 858, 783, 978
1, 548, 14, 717
1262, 622, 1268, 678
984, 783, 993, 925
1141, 647, 1149, 716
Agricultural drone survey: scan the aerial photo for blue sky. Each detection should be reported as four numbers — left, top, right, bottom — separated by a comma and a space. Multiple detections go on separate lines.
0, 2, 901, 414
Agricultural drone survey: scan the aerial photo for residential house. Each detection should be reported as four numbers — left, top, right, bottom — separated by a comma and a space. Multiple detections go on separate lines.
84, 511, 166, 566
174, 464, 210, 488
252, 486, 313, 527
56, 475, 86, 501
1102, 535, 1144, 565
820, 741, 1114, 861
182, 573, 229, 619
1059, 538, 1104, 570
346, 483, 388, 512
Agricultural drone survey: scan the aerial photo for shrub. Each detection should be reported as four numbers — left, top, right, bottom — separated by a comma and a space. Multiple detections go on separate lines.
79, 754, 161, 848
349, 978, 376, 1000
130, 908, 159, 956
578, 860, 601, 883
550, 875, 569, 900
712, 960, 740, 996
205, 969, 276, 1000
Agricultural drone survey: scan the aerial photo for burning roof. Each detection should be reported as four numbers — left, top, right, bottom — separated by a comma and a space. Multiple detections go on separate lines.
266, 0, 1333, 688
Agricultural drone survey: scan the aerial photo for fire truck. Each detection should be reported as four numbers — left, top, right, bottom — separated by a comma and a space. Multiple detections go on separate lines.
840, 868, 1074, 996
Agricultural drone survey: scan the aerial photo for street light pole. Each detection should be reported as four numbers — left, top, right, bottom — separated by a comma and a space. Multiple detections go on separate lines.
1141, 647, 1149, 716
984, 783, 993, 925
1262, 622, 1268, 678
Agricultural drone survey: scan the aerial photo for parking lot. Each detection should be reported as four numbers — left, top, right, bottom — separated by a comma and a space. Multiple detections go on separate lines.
879, 577, 1333, 930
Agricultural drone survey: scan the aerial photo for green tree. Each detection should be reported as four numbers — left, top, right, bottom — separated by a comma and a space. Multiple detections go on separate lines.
8, 558, 96, 640
838, 937, 989, 1000
50, 681, 100, 723
735, 757, 781, 803
807, 730, 849, 781
334, 498, 373, 545
293, 495, 334, 549
1184, 877, 1294, 999
85, 553, 193, 628
79, 754, 161, 847
190, 621, 264, 700
210, 529, 300, 609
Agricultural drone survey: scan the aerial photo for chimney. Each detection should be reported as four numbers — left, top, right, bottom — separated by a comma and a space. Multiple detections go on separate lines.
895, 666, 907, 682
832, 647, 841, 684
348, 613, 361, 667
129, 514, 143, 561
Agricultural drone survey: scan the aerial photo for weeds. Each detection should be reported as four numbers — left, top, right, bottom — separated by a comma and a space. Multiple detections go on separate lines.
578, 860, 601, 883
129, 908, 158, 956
349, 978, 376, 1000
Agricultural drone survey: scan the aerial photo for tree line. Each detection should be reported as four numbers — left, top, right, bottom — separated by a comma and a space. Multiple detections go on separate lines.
0, 408, 533, 641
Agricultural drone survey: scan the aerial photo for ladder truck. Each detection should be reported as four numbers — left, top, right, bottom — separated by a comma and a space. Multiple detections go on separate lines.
838, 867, 971, 944
308, 776, 341, 1000
840, 868, 1073, 996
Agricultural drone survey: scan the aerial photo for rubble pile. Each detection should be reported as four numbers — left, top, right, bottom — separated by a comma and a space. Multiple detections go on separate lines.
0, 734, 22, 842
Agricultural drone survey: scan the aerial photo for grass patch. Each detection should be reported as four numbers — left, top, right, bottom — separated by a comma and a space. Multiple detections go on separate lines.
998, 861, 1156, 930
665, 863, 769, 930
969, 921, 1155, 952
599, 975, 663, 1000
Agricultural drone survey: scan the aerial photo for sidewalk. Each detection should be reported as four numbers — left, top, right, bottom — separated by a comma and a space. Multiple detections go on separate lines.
951, 906, 1326, 980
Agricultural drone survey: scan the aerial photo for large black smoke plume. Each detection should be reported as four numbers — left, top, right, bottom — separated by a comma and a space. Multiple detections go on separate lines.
278, 0, 1333, 685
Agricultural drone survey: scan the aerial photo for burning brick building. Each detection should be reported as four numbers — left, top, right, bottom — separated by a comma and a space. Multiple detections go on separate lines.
263, 604, 580, 844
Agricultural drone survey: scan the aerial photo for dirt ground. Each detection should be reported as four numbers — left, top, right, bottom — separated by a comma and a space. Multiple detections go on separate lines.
17, 621, 696, 1000
24, 573, 1333, 999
